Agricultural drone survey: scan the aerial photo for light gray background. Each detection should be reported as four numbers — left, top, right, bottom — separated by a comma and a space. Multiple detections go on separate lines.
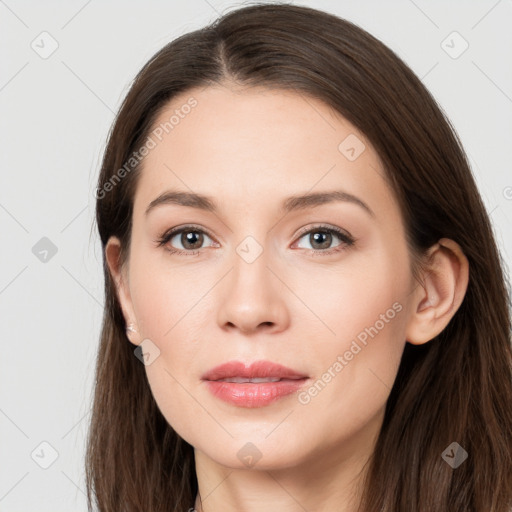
1, 0, 511, 510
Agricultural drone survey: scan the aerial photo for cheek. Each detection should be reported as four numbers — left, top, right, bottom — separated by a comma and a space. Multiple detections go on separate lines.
294, 252, 408, 420
130, 254, 205, 342
294, 302, 405, 452
128, 260, 209, 435
288, 247, 406, 344
143, 359, 201, 446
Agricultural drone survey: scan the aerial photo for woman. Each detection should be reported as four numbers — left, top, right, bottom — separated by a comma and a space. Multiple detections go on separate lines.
86, 3, 512, 511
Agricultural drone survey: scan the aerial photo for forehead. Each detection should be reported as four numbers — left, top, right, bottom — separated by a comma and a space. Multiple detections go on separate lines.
132, 85, 398, 224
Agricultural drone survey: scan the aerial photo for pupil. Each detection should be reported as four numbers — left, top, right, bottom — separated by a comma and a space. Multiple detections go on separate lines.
183, 231, 202, 249
312, 231, 331, 249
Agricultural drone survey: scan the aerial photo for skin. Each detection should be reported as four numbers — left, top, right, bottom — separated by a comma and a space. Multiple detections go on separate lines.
106, 83, 469, 512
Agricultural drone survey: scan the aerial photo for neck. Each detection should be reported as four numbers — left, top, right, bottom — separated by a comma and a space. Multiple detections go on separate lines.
192, 408, 383, 512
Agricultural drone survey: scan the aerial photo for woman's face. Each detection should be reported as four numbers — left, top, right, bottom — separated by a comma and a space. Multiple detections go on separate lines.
108, 84, 421, 471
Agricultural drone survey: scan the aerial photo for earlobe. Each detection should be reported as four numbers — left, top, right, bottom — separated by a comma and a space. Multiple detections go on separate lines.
406, 238, 469, 345
105, 236, 140, 346
125, 322, 141, 346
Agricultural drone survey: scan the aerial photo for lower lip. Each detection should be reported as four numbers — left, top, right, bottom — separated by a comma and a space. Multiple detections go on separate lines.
204, 379, 309, 408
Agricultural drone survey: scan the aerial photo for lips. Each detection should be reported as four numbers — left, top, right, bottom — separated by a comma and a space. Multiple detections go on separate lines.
201, 360, 308, 382
201, 360, 309, 408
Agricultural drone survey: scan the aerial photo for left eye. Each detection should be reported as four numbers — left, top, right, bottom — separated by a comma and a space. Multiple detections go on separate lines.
293, 226, 354, 253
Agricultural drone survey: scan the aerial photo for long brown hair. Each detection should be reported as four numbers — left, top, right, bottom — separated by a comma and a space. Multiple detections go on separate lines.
87, 3, 512, 511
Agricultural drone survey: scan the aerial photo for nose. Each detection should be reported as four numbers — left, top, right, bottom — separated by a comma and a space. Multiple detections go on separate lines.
216, 247, 290, 335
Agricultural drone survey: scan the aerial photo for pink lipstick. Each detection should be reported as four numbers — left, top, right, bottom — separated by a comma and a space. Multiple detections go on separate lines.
201, 360, 309, 408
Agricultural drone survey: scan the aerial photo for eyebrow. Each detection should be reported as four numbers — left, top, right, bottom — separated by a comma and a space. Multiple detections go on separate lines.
145, 189, 375, 218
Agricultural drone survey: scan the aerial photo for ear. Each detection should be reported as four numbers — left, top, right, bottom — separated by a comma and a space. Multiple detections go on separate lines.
405, 238, 469, 345
105, 236, 140, 346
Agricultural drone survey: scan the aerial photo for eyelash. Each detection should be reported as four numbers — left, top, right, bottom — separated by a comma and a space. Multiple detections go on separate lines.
155, 223, 355, 257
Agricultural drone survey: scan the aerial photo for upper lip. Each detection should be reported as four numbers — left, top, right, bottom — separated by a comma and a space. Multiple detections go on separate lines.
201, 360, 308, 381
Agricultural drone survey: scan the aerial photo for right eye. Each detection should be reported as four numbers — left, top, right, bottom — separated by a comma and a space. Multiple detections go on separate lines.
155, 225, 217, 256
